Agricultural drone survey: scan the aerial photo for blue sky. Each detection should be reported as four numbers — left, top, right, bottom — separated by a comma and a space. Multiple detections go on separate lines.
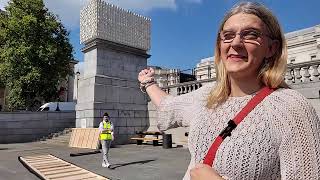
1, 0, 320, 72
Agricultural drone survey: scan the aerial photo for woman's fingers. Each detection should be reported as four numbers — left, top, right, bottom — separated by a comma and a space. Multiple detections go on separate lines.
139, 68, 154, 77
138, 68, 154, 83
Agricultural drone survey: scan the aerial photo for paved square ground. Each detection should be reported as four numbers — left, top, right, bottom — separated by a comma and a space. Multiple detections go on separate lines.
0, 142, 190, 180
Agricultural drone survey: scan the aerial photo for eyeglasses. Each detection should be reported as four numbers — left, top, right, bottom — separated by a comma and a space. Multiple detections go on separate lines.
219, 29, 272, 43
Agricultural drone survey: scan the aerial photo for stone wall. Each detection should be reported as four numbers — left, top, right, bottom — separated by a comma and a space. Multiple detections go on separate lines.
0, 111, 75, 143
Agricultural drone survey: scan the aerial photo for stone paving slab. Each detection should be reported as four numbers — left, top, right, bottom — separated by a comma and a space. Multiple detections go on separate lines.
0, 142, 190, 180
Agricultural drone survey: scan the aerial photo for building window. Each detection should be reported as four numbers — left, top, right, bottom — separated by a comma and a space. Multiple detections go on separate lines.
311, 55, 316, 60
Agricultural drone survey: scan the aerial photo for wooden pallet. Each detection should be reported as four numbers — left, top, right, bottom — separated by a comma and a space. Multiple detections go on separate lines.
69, 128, 100, 149
19, 154, 109, 180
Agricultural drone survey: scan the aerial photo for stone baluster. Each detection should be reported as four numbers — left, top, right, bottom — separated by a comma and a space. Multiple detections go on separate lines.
311, 64, 320, 81
170, 82, 205, 96
302, 66, 311, 82
177, 87, 181, 96
294, 67, 302, 83
285, 69, 294, 84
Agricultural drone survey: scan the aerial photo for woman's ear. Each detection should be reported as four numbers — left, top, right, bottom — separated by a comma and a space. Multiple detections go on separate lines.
266, 39, 280, 59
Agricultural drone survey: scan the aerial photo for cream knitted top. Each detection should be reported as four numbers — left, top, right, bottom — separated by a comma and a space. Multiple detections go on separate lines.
157, 83, 320, 180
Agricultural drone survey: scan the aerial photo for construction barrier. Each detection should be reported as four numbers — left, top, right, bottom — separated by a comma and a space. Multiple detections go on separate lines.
18, 154, 109, 180
69, 128, 100, 149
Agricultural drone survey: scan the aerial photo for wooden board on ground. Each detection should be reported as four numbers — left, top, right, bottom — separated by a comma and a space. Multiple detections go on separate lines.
18, 154, 109, 180
69, 128, 100, 149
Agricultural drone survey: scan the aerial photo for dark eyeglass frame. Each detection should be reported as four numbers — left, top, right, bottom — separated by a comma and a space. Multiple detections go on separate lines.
219, 29, 273, 43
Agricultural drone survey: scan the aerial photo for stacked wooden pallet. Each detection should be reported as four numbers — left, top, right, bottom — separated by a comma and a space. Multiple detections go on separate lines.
18, 154, 109, 180
68, 128, 100, 149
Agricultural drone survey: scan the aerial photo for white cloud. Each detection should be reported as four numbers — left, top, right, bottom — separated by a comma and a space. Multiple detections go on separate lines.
0, 0, 9, 10
0, 0, 202, 29
0, 0, 81, 28
44, 0, 81, 29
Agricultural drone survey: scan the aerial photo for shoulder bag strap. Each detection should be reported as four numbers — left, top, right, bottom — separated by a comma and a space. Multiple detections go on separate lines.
203, 86, 275, 166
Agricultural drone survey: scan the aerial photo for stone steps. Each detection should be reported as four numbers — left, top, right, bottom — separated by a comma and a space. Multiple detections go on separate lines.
39, 128, 72, 146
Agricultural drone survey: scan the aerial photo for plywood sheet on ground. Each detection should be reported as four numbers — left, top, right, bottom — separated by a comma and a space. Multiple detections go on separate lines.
69, 128, 100, 149
19, 154, 109, 180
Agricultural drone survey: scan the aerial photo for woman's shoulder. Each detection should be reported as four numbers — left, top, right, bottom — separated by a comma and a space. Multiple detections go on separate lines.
271, 88, 307, 101
267, 88, 314, 111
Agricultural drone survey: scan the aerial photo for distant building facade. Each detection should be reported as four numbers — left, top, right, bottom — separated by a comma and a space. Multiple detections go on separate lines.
286, 25, 320, 64
151, 66, 196, 87
194, 57, 216, 80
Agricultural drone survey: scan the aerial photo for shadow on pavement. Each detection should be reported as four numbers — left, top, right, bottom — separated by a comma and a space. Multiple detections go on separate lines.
109, 159, 156, 170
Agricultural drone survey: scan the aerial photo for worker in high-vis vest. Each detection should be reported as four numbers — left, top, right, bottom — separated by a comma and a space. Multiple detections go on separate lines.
99, 112, 114, 168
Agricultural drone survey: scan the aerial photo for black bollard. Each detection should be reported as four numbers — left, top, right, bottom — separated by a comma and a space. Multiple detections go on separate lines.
162, 134, 172, 149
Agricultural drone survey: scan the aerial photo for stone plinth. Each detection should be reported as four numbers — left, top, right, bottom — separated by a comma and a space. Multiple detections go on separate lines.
78, 0, 151, 145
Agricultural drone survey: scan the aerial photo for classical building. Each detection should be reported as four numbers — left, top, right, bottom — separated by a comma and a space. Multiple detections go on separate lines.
194, 57, 216, 80
286, 25, 320, 64
150, 66, 196, 87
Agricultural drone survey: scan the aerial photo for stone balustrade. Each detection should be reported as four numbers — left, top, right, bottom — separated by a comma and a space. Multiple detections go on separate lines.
162, 78, 215, 96
161, 59, 320, 96
159, 63, 320, 118
285, 59, 320, 84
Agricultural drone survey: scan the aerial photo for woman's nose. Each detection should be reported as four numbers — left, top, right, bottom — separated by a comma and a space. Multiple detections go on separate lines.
230, 34, 244, 47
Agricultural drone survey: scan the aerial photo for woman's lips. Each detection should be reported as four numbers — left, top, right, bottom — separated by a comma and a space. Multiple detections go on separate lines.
227, 54, 247, 61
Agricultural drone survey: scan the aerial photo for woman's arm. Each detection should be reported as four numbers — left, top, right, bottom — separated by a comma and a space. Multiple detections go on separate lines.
278, 94, 320, 179
138, 67, 168, 107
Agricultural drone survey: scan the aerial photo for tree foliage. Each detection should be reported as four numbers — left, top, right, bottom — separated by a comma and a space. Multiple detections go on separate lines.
0, 0, 74, 111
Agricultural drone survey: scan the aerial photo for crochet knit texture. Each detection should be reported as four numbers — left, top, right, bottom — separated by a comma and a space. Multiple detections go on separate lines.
157, 83, 320, 180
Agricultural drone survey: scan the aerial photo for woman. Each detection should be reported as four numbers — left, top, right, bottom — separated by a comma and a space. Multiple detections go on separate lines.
99, 112, 114, 168
138, 2, 320, 180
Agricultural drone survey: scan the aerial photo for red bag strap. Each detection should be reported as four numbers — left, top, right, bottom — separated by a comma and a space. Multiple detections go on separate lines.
203, 86, 275, 166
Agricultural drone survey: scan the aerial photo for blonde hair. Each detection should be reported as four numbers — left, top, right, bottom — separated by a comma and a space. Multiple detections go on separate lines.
206, 2, 288, 109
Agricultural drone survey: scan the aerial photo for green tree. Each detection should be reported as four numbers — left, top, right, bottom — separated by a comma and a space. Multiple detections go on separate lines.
0, 0, 74, 111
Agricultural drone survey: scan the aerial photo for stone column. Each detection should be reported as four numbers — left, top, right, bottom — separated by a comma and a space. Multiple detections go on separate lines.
78, 0, 151, 144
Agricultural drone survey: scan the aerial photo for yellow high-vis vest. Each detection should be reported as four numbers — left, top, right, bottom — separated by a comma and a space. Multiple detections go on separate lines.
100, 121, 112, 140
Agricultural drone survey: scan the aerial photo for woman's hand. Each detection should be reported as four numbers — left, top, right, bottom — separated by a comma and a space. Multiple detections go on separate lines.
138, 67, 155, 83
137, 67, 167, 107
190, 163, 225, 180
